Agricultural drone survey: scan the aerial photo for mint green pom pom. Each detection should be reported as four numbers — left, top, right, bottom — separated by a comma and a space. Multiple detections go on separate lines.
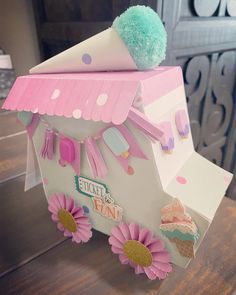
113, 5, 167, 70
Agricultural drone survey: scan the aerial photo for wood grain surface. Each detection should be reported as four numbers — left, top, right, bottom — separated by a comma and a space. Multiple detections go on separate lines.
0, 176, 66, 277
0, 133, 27, 182
0, 111, 27, 182
0, 111, 24, 138
0, 197, 235, 295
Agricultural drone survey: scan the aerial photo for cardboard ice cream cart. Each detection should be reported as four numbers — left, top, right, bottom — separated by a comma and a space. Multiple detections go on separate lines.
2, 6, 233, 280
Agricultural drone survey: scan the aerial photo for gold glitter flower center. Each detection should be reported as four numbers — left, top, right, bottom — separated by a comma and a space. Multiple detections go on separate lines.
58, 209, 77, 233
123, 240, 152, 267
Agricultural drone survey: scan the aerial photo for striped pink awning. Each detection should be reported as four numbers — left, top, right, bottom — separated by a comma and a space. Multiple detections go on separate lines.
3, 67, 182, 124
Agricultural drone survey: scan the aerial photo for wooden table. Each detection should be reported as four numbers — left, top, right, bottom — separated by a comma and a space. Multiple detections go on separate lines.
0, 176, 235, 295
0, 111, 236, 295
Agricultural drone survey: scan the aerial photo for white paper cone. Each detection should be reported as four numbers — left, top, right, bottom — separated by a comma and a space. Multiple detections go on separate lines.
30, 28, 137, 74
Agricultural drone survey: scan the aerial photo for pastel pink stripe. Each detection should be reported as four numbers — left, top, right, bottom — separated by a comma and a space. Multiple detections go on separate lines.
3, 67, 182, 124
82, 80, 103, 120
91, 80, 112, 122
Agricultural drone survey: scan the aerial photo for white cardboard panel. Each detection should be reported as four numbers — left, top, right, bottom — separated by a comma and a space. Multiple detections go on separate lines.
30, 28, 137, 74
165, 152, 233, 221
143, 85, 194, 189
24, 137, 42, 191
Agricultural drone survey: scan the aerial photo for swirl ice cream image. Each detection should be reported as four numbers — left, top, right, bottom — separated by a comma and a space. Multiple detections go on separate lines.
160, 198, 199, 258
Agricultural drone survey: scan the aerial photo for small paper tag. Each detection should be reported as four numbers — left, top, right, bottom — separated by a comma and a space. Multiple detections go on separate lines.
75, 175, 109, 198
75, 175, 123, 222
92, 196, 123, 222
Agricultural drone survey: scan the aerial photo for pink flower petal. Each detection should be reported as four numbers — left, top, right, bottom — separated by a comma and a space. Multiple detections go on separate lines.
76, 216, 91, 225
143, 231, 153, 246
72, 232, 82, 243
118, 222, 131, 240
52, 195, 63, 209
77, 229, 92, 242
48, 193, 92, 245
65, 197, 75, 212
111, 245, 124, 254
57, 194, 66, 209
70, 205, 79, 214
149, 265, 168, 280
111, 226, 126, 243
48, 202, 60, 213
148, 239, 165, 252
63, 229, 72, 237
108, 222, 172, 281
129, 223, 140, 240
152, 251, 171, 263
144, 267, 157, 280
153, 261, 172, 273
118, 254, 129, 264
51, 213, 59, 222
108, 235, 123, 249
73, 208, 85, 219
78, 222, 92, 231
134, 265, 144, 274
138, 228, 150, 244
57, 222, 64, 231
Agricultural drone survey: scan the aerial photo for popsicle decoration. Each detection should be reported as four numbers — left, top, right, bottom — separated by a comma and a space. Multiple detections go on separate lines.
175, 109, 190, 138
59, 136, 81, 176
158, 122, 175, 153
29, 6, 167, 73
102, 125, 147, 175
102, 127, 130, 159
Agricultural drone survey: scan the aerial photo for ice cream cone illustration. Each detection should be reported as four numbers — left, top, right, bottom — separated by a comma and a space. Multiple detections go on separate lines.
30, 6, 167, 74
169, 238, 195, 258
160, 198, 199, 259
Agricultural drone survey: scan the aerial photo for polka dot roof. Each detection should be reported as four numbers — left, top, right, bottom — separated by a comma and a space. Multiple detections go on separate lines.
3, 68, 182, 125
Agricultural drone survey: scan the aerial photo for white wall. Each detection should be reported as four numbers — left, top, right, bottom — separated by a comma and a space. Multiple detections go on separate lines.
0, 0, 40, 76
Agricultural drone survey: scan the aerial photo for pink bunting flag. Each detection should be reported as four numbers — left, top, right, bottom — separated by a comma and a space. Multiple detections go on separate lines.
85, 137, 108, 178
26, 114, 40, 138
41, 129, 54, 160
59, 136, 81, 176
102, 124, 147, 174
128, 107, 164, 141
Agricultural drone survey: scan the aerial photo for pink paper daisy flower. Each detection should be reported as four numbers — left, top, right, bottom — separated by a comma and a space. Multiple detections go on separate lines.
109, 222, 172, 280
48, 193, 92, 243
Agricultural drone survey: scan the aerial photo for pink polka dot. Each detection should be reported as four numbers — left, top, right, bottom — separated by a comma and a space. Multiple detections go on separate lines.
43, 177, 49, 185
82, 54, 92, 64
176, 176, 187, 184
224, 175, 231, 184
128, 166, 134, 175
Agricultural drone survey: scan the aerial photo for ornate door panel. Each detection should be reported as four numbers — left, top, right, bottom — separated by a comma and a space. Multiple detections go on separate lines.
156, 0, 236, 199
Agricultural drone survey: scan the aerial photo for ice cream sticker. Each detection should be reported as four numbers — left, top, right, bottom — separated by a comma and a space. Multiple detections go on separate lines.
75, 175, 123, 222
160, 198, 199, 258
